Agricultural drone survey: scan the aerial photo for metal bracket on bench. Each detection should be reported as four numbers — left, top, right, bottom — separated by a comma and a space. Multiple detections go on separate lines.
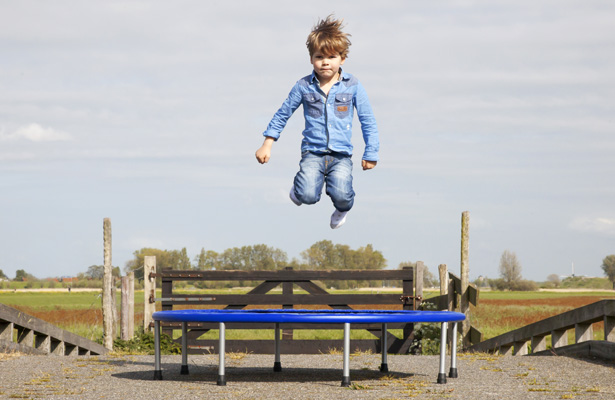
400, 295, 423, 309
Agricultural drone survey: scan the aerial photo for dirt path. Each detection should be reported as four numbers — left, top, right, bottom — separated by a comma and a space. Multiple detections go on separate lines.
0, 353, 613, 399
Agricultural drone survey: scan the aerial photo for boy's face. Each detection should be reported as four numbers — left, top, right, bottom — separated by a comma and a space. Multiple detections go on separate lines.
310, 50, 345, 81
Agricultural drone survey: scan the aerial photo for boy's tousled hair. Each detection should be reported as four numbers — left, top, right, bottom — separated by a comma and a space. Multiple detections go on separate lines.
306, 15, 352, 59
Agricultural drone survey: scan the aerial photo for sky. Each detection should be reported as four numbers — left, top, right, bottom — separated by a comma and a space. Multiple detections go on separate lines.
1, 1, 614, 282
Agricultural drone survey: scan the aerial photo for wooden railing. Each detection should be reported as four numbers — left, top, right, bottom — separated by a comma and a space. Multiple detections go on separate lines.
0, 303, 108, 356
155, 267, 419, 354
422, 271, 482, 346
468, 299, 615, 356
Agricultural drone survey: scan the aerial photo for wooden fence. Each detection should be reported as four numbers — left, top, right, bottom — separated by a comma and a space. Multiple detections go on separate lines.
468, 299, 615, 358
153, 267, 421, 354
0, 303, 108, 356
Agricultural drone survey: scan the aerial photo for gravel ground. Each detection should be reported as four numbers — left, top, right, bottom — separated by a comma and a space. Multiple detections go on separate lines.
0, 352, 613, 399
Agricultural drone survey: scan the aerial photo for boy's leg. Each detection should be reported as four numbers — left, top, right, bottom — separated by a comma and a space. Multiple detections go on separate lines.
324, 154, 354, 212
293, 152, 325, 205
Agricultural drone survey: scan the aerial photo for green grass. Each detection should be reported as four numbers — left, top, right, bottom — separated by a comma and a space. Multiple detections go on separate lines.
0, 291, 104, 310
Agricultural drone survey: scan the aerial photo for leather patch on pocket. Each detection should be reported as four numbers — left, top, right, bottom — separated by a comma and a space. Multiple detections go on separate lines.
337, 106, 348, 112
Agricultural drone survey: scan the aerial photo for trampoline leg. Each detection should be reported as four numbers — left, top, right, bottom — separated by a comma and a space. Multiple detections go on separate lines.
180, 322, 189, 375
380, 323, 389, 372
217, 322, 226, 386
273, 323, 282, 372
449, 322, 458, 378
437, 322, 448, 384
341, 322, 351, 387
153, 320, 162, 380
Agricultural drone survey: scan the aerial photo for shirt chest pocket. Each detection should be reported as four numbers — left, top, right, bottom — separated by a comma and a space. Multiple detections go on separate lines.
334, 93, 352, 118
302, 93, 323, 118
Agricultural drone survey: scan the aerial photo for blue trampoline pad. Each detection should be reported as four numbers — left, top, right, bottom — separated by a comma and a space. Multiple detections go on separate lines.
153, 309, 466, 324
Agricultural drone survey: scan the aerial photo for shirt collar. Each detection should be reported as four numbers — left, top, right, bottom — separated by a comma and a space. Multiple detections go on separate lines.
310, 68, 349, 84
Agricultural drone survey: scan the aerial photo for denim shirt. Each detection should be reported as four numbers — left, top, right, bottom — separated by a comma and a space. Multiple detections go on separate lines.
263, 70, 379, 161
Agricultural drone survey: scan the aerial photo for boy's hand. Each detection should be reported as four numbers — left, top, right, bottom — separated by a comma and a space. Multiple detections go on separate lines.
362, 160, 377, 170
255, 137, 275, 164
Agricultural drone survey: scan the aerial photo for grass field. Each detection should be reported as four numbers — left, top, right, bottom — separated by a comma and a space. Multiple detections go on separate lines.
1, 288, 614, 344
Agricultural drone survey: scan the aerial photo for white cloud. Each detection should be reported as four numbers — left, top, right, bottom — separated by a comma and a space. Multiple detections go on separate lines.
1, 123, 71, 142
569, 217, 615, 236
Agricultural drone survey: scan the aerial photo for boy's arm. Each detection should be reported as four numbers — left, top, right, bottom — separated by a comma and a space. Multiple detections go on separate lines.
256, 82, 303, 164
354, 82, 380, 166
255, 137, 275, 164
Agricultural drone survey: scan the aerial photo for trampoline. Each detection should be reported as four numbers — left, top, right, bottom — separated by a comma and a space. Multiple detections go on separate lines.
152, 309, 465, 386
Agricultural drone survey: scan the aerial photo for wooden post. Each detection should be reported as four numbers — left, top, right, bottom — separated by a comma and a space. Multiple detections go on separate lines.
415, 261, 424, 300
575, 322, 593, 343
143, 256, 156, 332
551, 329, 568, 348
282, 266, 294, 340
438, 264, 448, 310
460, 211, 470, 347
102, 218, 114, 350
120, 276, 134, 340
111, 279, 118, 340
128, 272, 135, 338
531, 335, 547, 353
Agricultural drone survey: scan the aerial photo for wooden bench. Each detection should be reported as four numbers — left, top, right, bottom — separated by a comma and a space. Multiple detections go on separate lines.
153, 267, 420, 354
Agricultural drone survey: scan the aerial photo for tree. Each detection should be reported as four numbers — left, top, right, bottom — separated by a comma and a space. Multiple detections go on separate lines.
301, 241, 386, 271
398, 261, 436, 287
546, 273, 561, 288
301, 240, 340, 269
601, 255, 615, 290
86, 265, 104, 280
14, 269, 36, 281
0, 269, 7, 280
125, 248, 192, 280
499, 250, 522, 284
195, 248, 219, 270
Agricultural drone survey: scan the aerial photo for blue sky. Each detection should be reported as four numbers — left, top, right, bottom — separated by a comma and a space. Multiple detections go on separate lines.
1, 1, 614, 281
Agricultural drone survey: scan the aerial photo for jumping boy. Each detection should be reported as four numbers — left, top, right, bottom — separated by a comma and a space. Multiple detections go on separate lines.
255, 15, 379, 229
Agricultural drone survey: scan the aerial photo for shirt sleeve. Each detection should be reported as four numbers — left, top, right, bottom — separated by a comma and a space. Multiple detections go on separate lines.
263, 83, 303, 140
355, 82, 380, 161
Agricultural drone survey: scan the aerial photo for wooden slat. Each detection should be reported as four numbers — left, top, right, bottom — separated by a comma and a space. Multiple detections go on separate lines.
449, 272, 479, 306
161, 293, 405, 307
161, 269, 414, 281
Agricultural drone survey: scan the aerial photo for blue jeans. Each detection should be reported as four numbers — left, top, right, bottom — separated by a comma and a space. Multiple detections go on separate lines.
293, 151, 355, 212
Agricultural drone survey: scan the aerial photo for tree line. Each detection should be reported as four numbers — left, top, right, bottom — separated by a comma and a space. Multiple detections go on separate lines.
125, 240, 387, 280
124, 240, 388, 289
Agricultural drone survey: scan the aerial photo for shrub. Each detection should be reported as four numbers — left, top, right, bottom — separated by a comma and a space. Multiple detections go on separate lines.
509, 280, 538, 291
114, 329, 181, 355
409, 302, 442, 355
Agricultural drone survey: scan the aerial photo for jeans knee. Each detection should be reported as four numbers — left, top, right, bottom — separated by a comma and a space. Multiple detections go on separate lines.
296, 190, 320, 205
332, 196, 353, 212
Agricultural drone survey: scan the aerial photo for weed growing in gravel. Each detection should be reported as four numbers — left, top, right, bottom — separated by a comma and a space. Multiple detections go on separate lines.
228, 351, 251, 360
458, 352, 502, 363
348, 383, 372, 390
0, 350, 22, 362
324, 347, 343, 355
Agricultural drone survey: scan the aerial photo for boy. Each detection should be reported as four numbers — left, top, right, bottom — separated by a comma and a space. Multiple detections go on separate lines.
255, 15, 379, 229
